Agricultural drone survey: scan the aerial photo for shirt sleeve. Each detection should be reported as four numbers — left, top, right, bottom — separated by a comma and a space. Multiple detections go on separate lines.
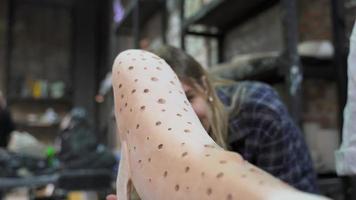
228, 82, 318, 193
335, 20, 356, 175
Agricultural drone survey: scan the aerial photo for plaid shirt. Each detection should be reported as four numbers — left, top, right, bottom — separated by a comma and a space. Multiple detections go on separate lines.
216, 81, 319, 194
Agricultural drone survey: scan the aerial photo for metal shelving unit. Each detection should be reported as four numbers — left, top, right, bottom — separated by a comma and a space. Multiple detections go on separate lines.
180, 0, 302, 123
180, 0, 350, 199
5, 0, 75, 142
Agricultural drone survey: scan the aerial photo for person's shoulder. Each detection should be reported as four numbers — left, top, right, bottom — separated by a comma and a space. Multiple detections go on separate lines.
217, 81, 277, 96
222, 81, 287, 121
218, 81, 288, 127
217, 81, 281, 106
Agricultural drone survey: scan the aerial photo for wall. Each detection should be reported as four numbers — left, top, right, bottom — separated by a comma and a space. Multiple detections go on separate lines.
298, 0, 332, 42
0, 0, 7, 93
6, 3, 72, 98
142, 12, 163, 49
0, 0, 102, 125
223, 5, 283, 61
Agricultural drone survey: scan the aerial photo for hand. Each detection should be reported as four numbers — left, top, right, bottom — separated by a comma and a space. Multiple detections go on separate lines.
106, 194, 117, 200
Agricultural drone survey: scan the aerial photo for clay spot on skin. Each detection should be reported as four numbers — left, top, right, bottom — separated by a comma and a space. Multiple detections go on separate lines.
170, 81, 175, 85
185, 166, 190, 173
181, 142, 185, 146
207, 188, 212, 195
183, 108, 188, 112
168, 128, 172, 131
187, 122, 192, 125
131, 89, 136, 94
148, 158, 151, 162
140, 106, 146, 111
163, 171, 168, 177
130, 108, 133, 112
182, 152, 188, 157
175, 185, 180, 191
125, 103, 128, 107
259, 180, 264, 185
217, 172, 224, 179
128, 66, 134, 70
241, 174, 247, 178
136, 124, 140, 129
144, 89, 149, 93
204, 144, 215, 148
158, 98, 166, 104
249, 168, 256, 173
134, 79, 138, 82
146, 137, 150, 140
219, 160, 227, 164
227, 194, 233, 200
201, 172, 205, 177
156, 67, 162, 71
169, 91, 172, 94
121, 94, 124, 99
205, 154, 210, 157
158, 144, 163, 149
151, 77, 158, 81
176, 113, 182, 117
161, 109, 166, 112
133, 146, 136, 150
144, 67, 147, 70
138, 160, 142, 163
184, 129, 190, 133
119, 84, 122, 88
156, 121, 162, 126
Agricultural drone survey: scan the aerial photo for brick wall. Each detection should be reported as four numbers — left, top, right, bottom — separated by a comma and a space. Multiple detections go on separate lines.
298, 0, 332, 42
223, 5, 282, 61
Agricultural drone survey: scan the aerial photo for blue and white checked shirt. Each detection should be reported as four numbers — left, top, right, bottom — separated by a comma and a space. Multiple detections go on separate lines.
217, 81, 319, 194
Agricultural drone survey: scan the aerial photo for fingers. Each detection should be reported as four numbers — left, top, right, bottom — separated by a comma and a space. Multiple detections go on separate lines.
106, 194, 117, 200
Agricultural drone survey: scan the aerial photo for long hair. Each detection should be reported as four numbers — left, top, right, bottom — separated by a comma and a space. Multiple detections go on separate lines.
153, 45, 229, 149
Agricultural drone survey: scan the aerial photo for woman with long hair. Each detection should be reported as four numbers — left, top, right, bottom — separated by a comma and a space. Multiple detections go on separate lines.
153, 45, 318, 193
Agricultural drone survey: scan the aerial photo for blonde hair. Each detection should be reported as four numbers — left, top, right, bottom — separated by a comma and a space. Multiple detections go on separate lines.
153, 46, 229, 149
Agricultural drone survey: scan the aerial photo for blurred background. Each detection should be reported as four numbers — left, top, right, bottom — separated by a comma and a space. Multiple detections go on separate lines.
0, 0, 355, 199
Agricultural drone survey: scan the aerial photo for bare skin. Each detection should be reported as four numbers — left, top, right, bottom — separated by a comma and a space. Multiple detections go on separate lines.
107, 81, 212, 200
